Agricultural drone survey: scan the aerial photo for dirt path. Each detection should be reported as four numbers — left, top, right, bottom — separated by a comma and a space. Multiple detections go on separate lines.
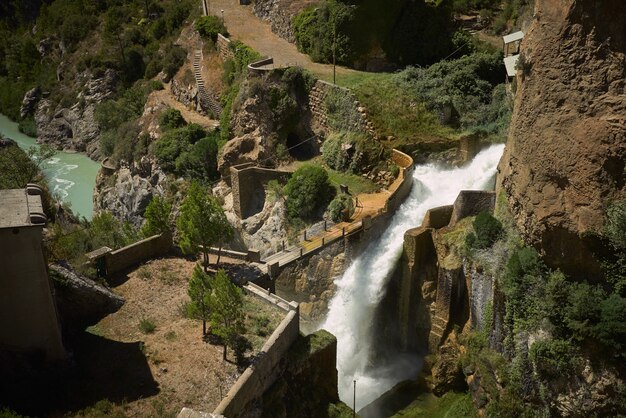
209, 0, 360, 79
150, 86, 219, 130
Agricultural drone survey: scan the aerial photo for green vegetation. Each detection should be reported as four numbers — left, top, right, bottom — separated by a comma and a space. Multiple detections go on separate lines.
187, 264, 214, 336
456, 198, 626, 415
210, 269, 246, 361
0, 0, 195, 122
292, 1, 356, 65
153, 123, 220, 180
465, 212, 504, 249
0, 141, 55, 191
220, 40, 262, 144
176, 182, 233, 271
159, 107, 186, 130
195, 15, 227, 42
139, 318, 157, 334
292, 0, 455, 67
141, 195, 172, 237
46, 211, 139, 276
284, 165, 334, 221
603, 199, 626, 295
391, 392, 476, 418
325, 167, 379, 195
322, 131, 387, 175
17, 118, 37, 137
328, 193, 354, 223
96, 80, 163, 162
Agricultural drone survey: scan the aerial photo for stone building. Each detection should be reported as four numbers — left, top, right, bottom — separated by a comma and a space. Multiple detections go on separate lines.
0, 185, 65, 361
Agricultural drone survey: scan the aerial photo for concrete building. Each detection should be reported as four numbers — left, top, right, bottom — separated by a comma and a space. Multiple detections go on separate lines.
0, 185, 65, 361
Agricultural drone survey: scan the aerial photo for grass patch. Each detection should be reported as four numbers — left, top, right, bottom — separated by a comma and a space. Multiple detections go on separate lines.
243, 295, 285, 352
326, 167, 380, 195
391, 392, 476, 418
164, 331, 177, 341
139, 318, 157, 334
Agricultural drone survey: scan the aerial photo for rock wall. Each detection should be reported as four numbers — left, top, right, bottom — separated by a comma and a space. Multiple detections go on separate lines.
496, 0, 626, 279
308, 79, 377, 138
252, 0, 316, 44
93, 157, 168, 227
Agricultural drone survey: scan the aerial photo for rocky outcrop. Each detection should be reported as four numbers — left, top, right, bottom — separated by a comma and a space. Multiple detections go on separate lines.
34, 69, 118, 160
93, 157, 167, 227
20, 86, 41, 118
496, 0, 626, 279
49, 263, 124, 330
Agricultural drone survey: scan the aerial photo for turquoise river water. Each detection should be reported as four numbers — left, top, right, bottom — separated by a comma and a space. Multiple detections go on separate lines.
0, 114, 100, 219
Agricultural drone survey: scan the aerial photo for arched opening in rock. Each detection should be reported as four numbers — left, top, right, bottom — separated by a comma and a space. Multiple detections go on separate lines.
286, 132, 315, 160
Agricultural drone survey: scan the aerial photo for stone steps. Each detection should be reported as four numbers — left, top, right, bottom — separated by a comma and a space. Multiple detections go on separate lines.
193, 49, 222, 118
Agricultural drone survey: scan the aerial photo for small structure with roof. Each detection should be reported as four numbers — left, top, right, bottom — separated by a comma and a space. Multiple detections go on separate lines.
502, 31, 524, 78
0, 185, 65, 361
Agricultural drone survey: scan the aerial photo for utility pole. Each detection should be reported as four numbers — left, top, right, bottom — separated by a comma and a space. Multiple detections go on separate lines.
332, 17, 337, 85
353, 380, 356, 417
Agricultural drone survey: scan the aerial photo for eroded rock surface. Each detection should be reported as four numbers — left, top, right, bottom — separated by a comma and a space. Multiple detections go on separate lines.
497, 0, 626, 278
35, 69, 118, 160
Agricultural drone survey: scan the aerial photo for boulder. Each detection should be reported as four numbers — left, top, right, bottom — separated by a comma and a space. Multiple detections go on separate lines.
20, 86, 41, 119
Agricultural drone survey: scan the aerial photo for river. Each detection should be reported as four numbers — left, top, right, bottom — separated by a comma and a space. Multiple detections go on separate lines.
0, 114, 100, 219
322, 144, 505, 412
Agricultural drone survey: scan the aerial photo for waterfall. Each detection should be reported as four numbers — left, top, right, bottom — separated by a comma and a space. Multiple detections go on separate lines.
322, 144, 505, 411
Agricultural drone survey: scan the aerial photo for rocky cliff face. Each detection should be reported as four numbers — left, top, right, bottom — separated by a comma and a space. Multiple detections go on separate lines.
34, 69, 118, 161
497, 0, 626, 279
252, 0, 316, 43
93, 157, 168, 227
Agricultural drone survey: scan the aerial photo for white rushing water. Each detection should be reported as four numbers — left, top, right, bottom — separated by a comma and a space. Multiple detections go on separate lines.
322, 144, 505, 411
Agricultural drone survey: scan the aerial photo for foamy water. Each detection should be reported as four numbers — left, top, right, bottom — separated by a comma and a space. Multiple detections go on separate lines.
322, 145, 505, 411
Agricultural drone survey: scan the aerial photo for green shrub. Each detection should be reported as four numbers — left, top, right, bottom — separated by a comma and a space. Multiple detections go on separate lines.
322, 131, 385, 174
139, 318, 156, 334
159, 107, 186, 130
466, 212, 503, 249
195, 15, 227, 42
285, 165, 334, 220
141, 195, 172, 237
153, 123, 207, 172
18, 117, 37, 137
254, 315, 271, 337
328, 193, 354, 223
529, 339, 577, 378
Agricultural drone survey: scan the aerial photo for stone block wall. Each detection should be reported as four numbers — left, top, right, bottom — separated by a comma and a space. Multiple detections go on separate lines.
230, 164, 292, 219
216, 34, 234, 61
213, 284, 299, 417
104, 233, 172, 277
308, 80, 377, 138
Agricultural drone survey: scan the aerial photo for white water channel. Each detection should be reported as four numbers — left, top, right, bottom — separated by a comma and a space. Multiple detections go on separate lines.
322, 144, 505, 411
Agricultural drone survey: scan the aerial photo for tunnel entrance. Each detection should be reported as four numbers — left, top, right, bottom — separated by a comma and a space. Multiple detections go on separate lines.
286, 132, 315, 160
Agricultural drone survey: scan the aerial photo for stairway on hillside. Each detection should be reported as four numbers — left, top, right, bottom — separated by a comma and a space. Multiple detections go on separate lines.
193, 50, 222, 118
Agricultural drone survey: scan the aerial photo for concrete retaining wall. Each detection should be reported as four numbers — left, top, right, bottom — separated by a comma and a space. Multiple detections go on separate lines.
422, 205, 454, 229
103, 233, 172, 277
449, 190, 496, 227
213, 283, 299, 418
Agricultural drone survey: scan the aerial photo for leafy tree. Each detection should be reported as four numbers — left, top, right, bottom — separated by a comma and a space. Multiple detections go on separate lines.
141, 195, 172, 237
176, 182, 233, 271
209, 269, 245, 361
187, 264, 213, 336
284, 165, 334, 220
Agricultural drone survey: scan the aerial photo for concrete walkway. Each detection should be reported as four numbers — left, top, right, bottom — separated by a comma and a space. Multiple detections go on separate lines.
208, 0, 359, 79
